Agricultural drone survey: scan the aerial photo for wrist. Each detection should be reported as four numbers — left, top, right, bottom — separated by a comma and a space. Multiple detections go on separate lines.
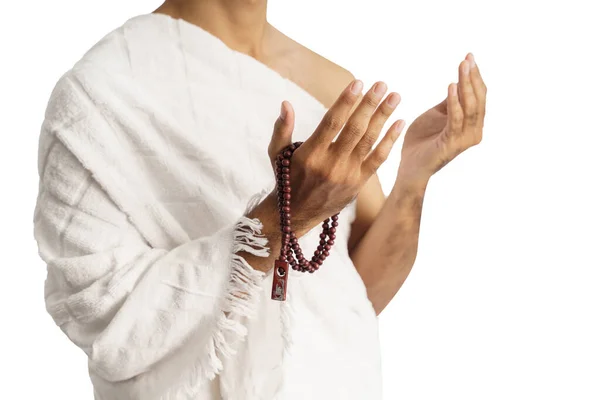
394, 165, 430, 194
246, 190, 280, 246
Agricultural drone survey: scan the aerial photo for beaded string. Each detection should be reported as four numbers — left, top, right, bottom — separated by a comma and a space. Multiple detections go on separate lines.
271, 141, 340, 301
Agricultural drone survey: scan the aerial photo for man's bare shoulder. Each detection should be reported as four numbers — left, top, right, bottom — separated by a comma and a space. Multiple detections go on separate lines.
270, 29, 355, 109
302, 47, 355, 108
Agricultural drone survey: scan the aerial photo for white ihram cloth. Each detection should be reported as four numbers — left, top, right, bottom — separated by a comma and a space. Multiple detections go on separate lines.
33, 12, 382, 400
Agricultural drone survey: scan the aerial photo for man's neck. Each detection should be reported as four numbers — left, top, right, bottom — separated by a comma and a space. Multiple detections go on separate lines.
153, 0, 271, 59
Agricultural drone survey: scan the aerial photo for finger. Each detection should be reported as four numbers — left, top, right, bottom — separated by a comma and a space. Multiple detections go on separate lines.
353, 91, 401, 160
446, 83, 463, 139
458, 59, 478, 129
361, 119, 405, 179
433, 97, 448, 114
332, 81, 388, 154
307, 79, 363, 148
268, 101, 295, 166
466, 53, 487, 113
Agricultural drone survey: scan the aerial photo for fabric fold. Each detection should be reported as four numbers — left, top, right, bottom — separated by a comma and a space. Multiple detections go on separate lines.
33, 11, 382, 400
35, 137, 273, 399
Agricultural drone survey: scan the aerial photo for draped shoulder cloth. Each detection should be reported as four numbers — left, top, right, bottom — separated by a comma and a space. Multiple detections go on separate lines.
33, 12, 381, 400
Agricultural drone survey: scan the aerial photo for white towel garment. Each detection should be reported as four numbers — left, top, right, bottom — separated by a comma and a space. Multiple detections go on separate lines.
33, 12, 382, 400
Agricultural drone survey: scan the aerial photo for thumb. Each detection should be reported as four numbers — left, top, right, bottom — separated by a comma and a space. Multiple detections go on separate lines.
269, 100, 295, 166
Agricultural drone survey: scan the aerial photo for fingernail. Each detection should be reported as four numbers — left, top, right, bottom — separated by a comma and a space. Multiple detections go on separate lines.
351, 80, 363, 95
386, 92, 400, 107
280, 102, 287, 119
469, 54, 476, 68
373, 82, 387, 96
393, 120, 404, 138
463, 62, 470, 74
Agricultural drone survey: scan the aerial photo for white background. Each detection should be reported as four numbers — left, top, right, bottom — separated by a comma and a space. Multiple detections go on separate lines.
1, 0, 599, 399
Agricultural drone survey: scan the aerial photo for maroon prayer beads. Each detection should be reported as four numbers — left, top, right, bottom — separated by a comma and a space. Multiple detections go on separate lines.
271, 141, 340, 301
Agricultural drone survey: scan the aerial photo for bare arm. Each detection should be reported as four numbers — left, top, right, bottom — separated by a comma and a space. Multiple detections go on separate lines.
349, 53, 487, 315
349, 176, 427, 315
347, 173, 386, 253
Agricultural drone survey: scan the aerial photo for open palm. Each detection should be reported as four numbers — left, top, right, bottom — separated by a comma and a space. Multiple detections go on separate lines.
398, 53, 487, 185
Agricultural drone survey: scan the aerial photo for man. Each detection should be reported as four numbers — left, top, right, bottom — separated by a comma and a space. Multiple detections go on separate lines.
33, 1, 486, 398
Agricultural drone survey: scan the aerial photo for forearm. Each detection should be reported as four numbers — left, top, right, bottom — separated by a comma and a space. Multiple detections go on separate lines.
349, 177, 428, 315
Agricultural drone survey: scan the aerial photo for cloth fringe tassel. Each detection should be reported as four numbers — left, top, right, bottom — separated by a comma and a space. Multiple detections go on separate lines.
168, 188, 273, 399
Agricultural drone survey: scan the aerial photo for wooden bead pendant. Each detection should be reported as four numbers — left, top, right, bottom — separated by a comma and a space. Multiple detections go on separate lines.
271, 141, 340, 301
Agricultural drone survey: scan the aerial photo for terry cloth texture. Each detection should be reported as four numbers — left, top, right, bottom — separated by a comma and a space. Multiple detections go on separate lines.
33, 12, 382, 400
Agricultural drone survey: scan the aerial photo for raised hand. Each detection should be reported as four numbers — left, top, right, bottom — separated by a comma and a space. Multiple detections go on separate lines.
397, 53, 487, 187
268, 80, 405, 231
